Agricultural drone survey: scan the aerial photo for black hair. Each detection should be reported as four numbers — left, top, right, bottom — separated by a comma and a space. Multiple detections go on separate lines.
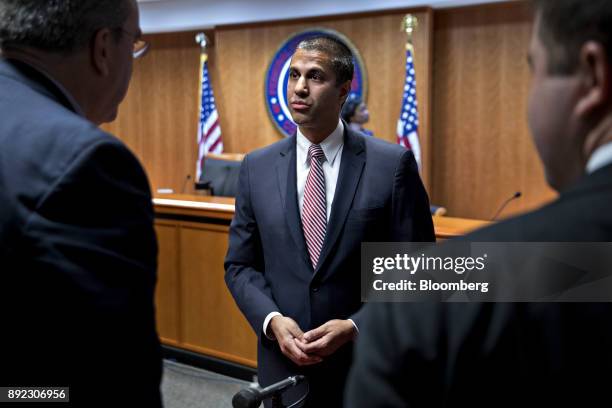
296, 35, 354, 85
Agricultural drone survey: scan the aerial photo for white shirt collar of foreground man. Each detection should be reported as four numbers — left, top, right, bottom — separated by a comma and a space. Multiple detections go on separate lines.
586, 141, 612, 174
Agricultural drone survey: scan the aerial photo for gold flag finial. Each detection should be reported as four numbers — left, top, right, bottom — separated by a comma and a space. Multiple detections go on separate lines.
402, 14, 418, 46
195, 32, 209, 49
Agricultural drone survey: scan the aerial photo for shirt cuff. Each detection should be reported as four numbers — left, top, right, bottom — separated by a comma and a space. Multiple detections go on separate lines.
348, 318, 359, 337
263, 312, 282, 340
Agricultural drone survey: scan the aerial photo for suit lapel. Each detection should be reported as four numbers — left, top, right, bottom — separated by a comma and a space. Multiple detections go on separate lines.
314, 127, 365, 275
276, 137, 311, 268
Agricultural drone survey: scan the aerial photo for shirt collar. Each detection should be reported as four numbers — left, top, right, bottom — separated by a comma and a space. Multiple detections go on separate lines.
586, 141, 612, 174
296, 120, 344, 167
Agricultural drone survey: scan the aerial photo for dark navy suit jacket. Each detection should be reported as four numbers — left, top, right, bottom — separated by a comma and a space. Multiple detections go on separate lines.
346, 163, 612, 408
0, 58, 162, 406
225, 126, 434, 406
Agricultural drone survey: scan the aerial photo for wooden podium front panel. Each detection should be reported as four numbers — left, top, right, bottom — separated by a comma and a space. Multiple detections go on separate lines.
179, 222, 257, 367
154, 221, 180, 346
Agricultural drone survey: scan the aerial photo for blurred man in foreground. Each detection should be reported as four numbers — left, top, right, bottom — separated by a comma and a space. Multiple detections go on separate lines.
0, 1, 162, 405
347, 1, 612, 406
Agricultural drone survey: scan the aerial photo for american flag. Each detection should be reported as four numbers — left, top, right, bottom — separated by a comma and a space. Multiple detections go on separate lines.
196, 53, 223, 180
396, 46, 421, 167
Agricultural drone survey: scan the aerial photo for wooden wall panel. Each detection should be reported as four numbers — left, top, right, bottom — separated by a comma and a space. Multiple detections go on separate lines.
431, 2, 556, 219
102, 31, 210, 195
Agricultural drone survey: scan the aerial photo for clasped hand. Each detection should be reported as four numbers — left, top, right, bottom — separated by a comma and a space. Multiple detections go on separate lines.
269, 316, 357, 367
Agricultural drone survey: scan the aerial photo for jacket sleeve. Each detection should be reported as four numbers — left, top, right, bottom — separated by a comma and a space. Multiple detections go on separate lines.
351, 150, 435, 329
224, 154, 280, 335
391, 150, 436, 242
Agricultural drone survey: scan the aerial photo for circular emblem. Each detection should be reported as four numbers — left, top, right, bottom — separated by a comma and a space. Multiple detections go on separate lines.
265, 28, 368, 138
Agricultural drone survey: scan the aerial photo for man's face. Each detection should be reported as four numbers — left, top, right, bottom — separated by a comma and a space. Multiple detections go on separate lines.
287, 48, 350, 134
100, 0, 140, 123
527, 14, 583, 190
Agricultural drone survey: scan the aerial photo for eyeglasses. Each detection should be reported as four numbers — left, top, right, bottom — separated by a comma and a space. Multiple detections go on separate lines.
132, 39, 150, 59
118, 28, 150, 59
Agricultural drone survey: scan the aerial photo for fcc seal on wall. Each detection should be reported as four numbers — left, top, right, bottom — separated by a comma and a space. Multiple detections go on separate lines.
265, 28, 368, 138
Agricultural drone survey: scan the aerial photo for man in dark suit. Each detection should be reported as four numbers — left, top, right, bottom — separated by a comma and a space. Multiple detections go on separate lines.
346, 1, 612, 406
225, 36, 434, 406
0, 1, 162, 406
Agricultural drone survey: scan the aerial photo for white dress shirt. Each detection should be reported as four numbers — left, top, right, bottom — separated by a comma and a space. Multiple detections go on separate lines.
263, 120, 358, 339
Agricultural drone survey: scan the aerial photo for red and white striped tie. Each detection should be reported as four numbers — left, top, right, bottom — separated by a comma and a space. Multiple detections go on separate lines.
302, 144, 327, 268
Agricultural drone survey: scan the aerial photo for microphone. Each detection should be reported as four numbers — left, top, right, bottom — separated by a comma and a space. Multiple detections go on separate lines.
491, 191, 522, 221
232, 375, 306, 408
181, 174, 192, 194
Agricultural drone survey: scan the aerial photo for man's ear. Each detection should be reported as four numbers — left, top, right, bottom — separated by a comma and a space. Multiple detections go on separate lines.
91, 28, 113, 77
339, 80, 351, 104
575, 41, 611, 118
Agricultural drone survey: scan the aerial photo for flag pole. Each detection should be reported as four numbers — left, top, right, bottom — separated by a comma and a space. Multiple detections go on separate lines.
398, 14, 422, 168
195, 33, 208, 180
401, 14, 418, 53
195, 32, 209, 60
195, 32, 209, 112
194, 32, 224, 180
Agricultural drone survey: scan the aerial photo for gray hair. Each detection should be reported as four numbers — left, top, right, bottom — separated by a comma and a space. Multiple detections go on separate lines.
296, 35, 354, 85
0, 0, 131, 53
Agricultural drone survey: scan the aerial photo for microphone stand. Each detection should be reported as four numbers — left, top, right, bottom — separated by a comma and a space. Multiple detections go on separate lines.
232, 375, 307, 408
491, 191, 522, 221
271, 393, 284, 408
266, 376, 307, 408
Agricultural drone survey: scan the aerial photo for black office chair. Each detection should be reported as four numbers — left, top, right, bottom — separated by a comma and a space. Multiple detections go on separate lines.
198, 156, 241, 197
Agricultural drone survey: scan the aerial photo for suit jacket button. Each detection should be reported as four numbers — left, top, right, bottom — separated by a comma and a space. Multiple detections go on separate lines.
311, 286, 319, 292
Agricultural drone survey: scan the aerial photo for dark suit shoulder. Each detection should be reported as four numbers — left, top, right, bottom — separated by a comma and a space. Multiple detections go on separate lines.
1, 110, 137, 196
466, 182, 612, 242
0, 70, 123, 163
0, 72, 148, 230
354, 133, 416, 179
362, 133, 407, 159
245, 136, 294, 163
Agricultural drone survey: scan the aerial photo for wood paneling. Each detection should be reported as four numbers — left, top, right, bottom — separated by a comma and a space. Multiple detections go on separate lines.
431, 2, 556, 219
179, 222, 257, 367
154, 221, 180, 345
153, 197, 257, 367
102, 30, 212, 195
